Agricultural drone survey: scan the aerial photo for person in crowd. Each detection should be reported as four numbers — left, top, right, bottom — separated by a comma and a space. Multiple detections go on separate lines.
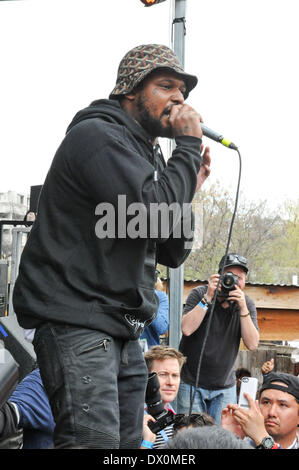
163, 425, 252, 449
141, 345, 186, 449
261, 358, 275, 376
140, 275, 169, 351
177, 253, 259, 424
0, 368, 54, 449
222, 371, 299, 449
12, 44, 211, 449
173, 411, 214, 434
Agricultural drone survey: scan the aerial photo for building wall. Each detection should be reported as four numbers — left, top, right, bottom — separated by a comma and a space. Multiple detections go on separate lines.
0, 191, 29, 257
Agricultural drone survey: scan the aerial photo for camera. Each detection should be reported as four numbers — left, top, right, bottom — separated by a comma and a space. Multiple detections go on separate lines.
145, 372, 175, 434
220, 271, 238, 296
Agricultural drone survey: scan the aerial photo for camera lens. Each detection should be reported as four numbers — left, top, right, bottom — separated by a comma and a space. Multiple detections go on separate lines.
222, 273, 235, 288
145, 372, 165, 418
220, 272, 238, 296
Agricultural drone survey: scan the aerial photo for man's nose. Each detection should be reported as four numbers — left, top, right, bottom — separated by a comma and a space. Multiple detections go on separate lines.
170, 88, 184, 105
268, 403, 278, 417
166, 374, 175, 385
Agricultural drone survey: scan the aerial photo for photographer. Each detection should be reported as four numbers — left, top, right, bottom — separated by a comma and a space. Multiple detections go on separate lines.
141, 346, 186, 449
177, 253, 259, 424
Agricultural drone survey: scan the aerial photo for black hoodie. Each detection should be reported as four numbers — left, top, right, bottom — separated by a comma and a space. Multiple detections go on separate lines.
13, 100, 202, 340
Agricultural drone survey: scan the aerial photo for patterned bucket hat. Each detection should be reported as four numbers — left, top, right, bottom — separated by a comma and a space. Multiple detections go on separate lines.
109, 44, 198, 100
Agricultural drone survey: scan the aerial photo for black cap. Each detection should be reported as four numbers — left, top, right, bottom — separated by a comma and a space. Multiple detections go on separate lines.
260, 372, 299, 401
218, 253, 248, 274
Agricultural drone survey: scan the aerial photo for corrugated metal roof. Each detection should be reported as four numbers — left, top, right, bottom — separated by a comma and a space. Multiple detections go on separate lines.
161, 277, 299, 288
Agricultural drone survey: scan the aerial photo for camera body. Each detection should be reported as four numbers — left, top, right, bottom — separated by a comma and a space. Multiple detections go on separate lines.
220, 271, 239, 296
145, 372, 175, 434
147, 409, 175, 434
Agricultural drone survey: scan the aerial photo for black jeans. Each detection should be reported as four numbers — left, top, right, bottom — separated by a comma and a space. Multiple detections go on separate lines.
33, 323, 148, 449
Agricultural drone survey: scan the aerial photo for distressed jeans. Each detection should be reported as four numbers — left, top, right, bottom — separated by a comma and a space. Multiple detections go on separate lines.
177, 381, 237, 425
33, 322, 148, 449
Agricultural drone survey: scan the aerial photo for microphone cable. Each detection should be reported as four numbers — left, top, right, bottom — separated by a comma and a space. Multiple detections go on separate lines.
188, 145, 242, 416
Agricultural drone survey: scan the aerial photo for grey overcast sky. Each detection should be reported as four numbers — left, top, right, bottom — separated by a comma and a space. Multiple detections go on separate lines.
1, 0, 298, 210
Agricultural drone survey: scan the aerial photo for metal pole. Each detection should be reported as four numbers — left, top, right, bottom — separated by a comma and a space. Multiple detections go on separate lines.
9, 227, 31, 316
168, 0, 187, 350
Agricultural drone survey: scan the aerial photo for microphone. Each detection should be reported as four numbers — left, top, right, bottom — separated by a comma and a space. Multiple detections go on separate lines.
201, 123, 238, 150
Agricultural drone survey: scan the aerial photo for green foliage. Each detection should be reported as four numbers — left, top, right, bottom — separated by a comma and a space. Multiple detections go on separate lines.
281, 199, 299, 267
268, 199, 299, 284
189, 182, 275, 281
159, 182, 299, 284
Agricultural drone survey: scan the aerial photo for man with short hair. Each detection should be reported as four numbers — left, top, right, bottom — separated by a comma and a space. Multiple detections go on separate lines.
13, 44, 211, 449
223, 372, 299, 449
177, 253, 259, 424
164, 425, 252, 450
141, 345, 186, 449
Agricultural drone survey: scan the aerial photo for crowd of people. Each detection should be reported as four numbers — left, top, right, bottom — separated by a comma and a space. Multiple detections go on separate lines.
1, 256, 298, 450
0, 42, 298, 450
1, 340, 298, 450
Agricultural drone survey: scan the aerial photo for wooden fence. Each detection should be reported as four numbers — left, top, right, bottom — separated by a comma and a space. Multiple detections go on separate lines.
235, 344, 299, 387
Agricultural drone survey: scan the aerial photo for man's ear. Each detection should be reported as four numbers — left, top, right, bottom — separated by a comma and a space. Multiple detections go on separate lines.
123, 91, 137, 102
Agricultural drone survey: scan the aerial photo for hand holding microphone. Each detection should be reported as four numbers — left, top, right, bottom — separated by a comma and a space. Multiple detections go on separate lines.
169, 104, 203, 139
167, 105, 212, 191
169, 104, 238, 150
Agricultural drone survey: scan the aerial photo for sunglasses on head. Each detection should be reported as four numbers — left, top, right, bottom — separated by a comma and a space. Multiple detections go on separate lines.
173, 412, 214, 431
226, 254, 247, 264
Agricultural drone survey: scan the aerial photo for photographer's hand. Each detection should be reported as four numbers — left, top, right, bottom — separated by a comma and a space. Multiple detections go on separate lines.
228, 285, 247, 312
228, 285, 259, 350
221, 405, 246, 439
141, 414, 156, 449
205, 274, 220, 304
231, 394, 269, 446
182, 273, 219, 336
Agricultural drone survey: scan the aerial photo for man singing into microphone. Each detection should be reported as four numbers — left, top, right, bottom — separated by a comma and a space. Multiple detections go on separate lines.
13, 44, 211, 449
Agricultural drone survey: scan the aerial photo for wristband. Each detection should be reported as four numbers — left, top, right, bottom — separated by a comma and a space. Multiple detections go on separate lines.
198, 301, 208, 311
141, 440, 154, 449
198, 294, 210, 309
240, 312, 250, 317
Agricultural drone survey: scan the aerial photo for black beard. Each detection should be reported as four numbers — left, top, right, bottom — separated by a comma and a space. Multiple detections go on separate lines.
136, 95, 174, 139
